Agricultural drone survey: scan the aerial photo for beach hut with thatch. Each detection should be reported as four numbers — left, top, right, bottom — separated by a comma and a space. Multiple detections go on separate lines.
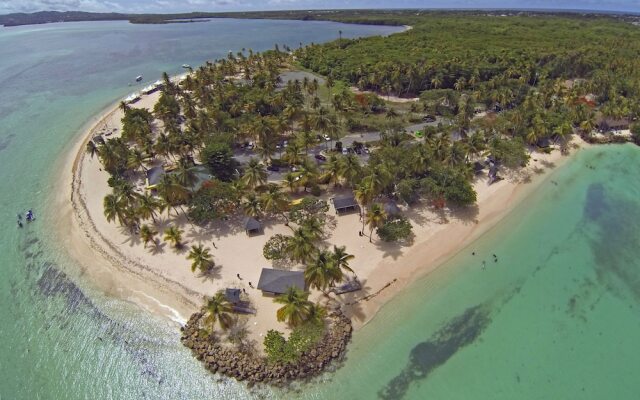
257, 268, 305, 295
243, 217, 262, 236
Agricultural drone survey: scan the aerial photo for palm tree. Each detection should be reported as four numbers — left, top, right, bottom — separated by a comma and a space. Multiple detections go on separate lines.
163, 225, 183, 249
306, 303, 327, 326
86, 141, 98, 159
322, 155, 342, 187
339, 154, 362, 188
242, 192, 262, 218
174, 158, 198, 188
139, 224, 157, 248
187, 244, 214, 273
354, 181, 374, 233
274, 286, 312, 327
260, 183, 288, 219
365, 203, 387, 243
204, 291, 233, 332
242, 158, 267, 189
286, 227, 316, 263
103, 193, 128, 226
137, 193, 160, 223
127, 148, 148, 173
304, 250, 346, 293
331, 245, 354, 274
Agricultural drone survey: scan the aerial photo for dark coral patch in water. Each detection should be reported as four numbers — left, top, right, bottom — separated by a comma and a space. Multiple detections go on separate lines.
583, 183, 640, 302
378, 304, 492, 399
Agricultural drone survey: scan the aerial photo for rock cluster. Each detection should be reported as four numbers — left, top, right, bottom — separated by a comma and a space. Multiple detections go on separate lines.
583, 134, 634, 145
180, 311, 352, 385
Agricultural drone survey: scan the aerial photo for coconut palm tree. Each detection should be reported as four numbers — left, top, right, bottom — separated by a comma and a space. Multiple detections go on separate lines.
86, 141, 98, 159
331, 245, 355, 274
163, 225, 183, 249
137, 193, 161, 223
306, 303, 327, 326
304, 250, 344, 292
187, 244, 214, 273
365, 203, 387, 243
204, 291, 234, 332
139, 224, 157, 248
339, 154, 362, 188
103, 193, 128, 226
260, 183, 288, 219
286, 227, 316, 263
242, 158, 267, 189
241, 192, 262, 218
127, 148, 148, 173
322, 155, 342, 187
354, 181, 374, 233
174, 158, 198, 189
274, 286, 312, 327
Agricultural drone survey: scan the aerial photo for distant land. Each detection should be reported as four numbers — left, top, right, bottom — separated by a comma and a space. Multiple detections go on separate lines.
1, 9, 640, 27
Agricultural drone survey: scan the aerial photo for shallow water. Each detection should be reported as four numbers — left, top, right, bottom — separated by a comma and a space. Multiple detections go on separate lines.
2, 18, 640, 400
295, 145, 640, 399
0, 19, 401, 399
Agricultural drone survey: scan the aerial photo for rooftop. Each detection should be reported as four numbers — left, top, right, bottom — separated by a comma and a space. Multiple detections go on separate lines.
257, 268, 305, 295
333, 194, 358, 212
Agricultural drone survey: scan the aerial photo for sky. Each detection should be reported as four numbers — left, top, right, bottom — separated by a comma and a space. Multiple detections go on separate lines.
0, 0, 638, 14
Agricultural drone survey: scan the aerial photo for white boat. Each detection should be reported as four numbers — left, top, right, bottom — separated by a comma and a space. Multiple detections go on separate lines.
182, 64, 191, 69
135, 75, 143, 82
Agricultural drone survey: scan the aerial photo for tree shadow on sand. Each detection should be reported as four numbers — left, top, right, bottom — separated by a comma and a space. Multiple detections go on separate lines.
197, 265, 223, 282
374, 240, 406, 261
148, 240, 166, 255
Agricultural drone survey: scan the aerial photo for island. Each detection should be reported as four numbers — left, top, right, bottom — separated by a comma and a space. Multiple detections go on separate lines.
68, 12, 640, 385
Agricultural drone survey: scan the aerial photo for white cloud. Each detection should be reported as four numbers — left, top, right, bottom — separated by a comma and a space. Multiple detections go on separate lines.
0, 0, 124, 13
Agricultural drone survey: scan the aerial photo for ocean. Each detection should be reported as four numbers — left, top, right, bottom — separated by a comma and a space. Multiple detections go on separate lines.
1, 18, 640, 400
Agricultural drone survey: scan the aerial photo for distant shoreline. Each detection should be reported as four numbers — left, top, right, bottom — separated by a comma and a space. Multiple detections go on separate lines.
2, 8, 640, 28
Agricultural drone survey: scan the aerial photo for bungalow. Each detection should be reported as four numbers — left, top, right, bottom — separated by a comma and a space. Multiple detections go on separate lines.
145, 166, 165, 190
383, 200, 401, 217
597, 117, 630, 132
243, 217, 263, 236
257, 268, 305, 295
333, 194, 359, 214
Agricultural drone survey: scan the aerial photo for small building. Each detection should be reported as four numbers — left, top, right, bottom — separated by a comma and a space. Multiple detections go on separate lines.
537, 137, 551, 148
257, 268, 306, 295
243, 217, 262, 236
225, 288, 242, 305
384, 200, 401, 217
333, 194, 359, 214
597, 117, 630, 132
146, 166, 165, 190
473, 161, 485, 175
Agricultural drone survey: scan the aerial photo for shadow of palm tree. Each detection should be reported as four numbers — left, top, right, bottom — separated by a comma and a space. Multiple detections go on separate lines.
149, 240, 166, 255
198, 265, 223, 282
374, 240, 406, 261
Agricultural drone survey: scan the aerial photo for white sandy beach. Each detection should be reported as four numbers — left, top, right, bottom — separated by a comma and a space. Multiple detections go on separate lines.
53, 87, 586, 350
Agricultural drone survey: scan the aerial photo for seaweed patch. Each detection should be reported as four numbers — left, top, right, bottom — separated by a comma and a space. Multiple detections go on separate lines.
378, 304, 492, 399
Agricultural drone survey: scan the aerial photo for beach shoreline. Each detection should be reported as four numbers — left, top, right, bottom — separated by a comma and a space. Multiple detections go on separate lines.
53, 85, 587, 341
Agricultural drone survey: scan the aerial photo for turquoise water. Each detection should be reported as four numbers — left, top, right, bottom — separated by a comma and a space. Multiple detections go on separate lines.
0, 19, 401, 399
2, 19, 640, 400
300, 145, 640, 399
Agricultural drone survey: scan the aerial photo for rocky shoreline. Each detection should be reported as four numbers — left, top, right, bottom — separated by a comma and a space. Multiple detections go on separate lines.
582, 133, 637, 145
180, 310, 353, 386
